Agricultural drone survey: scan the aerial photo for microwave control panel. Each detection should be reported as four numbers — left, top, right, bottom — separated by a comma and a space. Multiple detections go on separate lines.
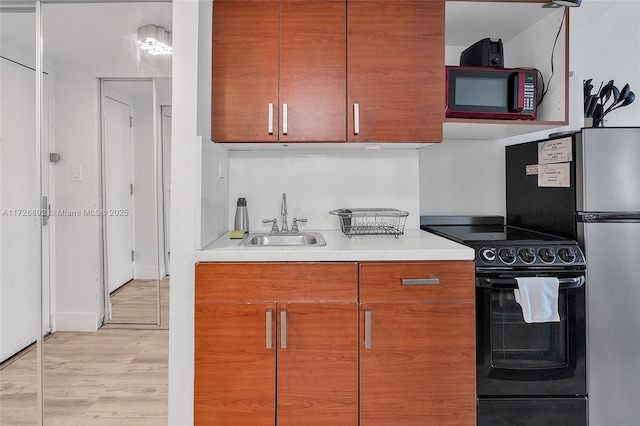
523, 78, 536, 113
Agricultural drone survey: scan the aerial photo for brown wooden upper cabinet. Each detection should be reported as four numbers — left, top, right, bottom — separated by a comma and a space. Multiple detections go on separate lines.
212, 0, 444, 144
347, 0, 444, 143
212, 0, 346, 143
212, 0, 279, 142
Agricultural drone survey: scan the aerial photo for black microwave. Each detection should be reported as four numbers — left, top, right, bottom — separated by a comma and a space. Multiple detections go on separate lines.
445, 66, 538, 120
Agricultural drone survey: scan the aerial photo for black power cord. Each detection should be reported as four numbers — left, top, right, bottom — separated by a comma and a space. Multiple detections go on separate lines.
537, 7, 567, 107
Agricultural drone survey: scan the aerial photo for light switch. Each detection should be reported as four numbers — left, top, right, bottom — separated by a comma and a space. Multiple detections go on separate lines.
70, 165, 82, 182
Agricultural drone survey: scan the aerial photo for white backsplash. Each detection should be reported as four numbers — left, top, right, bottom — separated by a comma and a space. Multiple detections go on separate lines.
419, 139, 508, 217
228, 149, 421, 232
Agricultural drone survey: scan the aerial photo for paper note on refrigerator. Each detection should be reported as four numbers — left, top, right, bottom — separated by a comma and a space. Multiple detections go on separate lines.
538, 137, 573, 164
538, 163, 570, 187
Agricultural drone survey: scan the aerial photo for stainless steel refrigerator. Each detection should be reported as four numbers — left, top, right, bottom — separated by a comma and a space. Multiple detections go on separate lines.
505, 127, 640, 426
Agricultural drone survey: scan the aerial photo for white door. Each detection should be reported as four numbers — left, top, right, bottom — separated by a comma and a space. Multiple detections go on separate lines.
0, 57, 50, 361
104, 96, 134, 294
161, 106, 171, 276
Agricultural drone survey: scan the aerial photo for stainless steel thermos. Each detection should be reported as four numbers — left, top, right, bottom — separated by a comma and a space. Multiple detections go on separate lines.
234, 197, 249, 232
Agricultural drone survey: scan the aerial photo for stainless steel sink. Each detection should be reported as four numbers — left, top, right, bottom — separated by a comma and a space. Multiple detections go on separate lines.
239, 232, 326, 247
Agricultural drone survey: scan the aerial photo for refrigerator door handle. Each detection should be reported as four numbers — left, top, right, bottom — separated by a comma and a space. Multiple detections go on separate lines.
578, 212, 640, 223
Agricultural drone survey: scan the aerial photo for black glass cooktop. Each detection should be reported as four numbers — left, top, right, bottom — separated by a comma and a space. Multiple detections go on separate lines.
422, 224, 570, 244
419, 216, 575, 246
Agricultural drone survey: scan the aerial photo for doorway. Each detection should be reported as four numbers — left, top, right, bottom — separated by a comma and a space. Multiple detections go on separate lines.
100, 78, 171, 326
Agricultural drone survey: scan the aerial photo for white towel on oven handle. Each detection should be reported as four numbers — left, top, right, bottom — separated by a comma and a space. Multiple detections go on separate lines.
514, 277, 560, 323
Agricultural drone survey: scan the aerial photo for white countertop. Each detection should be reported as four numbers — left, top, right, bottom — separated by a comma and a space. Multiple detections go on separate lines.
196, 229, 474, 262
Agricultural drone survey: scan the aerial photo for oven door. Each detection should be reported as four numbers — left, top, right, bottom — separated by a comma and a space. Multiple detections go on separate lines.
476, 272, 586, 396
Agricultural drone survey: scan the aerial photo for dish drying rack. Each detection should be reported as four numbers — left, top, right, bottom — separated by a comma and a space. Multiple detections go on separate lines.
329, 208, 409, 238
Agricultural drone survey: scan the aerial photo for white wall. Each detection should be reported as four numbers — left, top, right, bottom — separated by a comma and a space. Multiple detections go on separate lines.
52, 65, 105, 331
228, 150, 421, 232
168, 1, 199, 424
199, 141, 229, 248
420, 0, 640, 218
570, 0, 640, 127
197, 0, 229, 249
419, 140, 508, 217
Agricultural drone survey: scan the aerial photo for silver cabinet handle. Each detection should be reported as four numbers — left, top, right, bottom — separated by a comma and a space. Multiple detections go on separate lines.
282, 103, 288, 135
266, 308, 273, 349
268, 103, 274, 134
364, 308, 371, 349
354, 103, 360, 135
280, 309, 287, 349
401, 278, 440, 285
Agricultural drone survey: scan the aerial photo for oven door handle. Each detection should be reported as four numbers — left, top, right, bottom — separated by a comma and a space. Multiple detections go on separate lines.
476, 276, 585, 289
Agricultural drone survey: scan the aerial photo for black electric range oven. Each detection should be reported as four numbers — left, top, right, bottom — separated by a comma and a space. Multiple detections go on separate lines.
421, 216, 587, 426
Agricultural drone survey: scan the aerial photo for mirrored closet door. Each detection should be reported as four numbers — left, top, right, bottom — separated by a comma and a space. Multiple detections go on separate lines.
0, 2, 44, 424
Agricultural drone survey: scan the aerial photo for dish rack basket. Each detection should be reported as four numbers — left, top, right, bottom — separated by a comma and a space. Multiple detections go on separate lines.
329, 208, 409, 238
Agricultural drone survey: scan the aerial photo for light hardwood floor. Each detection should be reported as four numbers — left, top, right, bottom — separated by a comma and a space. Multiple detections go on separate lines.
109, 278, 170, 327
0, 280, 170, 425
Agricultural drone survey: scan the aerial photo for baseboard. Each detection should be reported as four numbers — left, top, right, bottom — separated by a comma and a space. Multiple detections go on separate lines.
54, 312, 99, 332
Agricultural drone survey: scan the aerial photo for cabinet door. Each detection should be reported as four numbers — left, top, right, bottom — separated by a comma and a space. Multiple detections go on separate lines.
194, 303, 276, 425
360, 303, 476, 425
348, 0, 444, 143
277, 303, 358, 425
212, 0, 279, 142
279, 0, 346, 142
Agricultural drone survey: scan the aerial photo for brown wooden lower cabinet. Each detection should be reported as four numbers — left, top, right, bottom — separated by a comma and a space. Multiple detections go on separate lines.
194, 261, 475, 425
194, 301, 358, 426
359, 303, 476, 425
359, 262, 476, 425
195, 303, 276, 425
194, 262, 359, 425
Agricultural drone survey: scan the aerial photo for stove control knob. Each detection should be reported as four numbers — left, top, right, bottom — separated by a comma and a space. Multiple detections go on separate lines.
479, 248, 497, 263
558, 247, 577, 264
498, 247, 517, 264
517, 247, 536, 264
537, 247, 556, 264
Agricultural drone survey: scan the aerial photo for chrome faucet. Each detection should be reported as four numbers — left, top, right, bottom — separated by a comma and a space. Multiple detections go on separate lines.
262, 193, 307, 234
280, 193, 289, 234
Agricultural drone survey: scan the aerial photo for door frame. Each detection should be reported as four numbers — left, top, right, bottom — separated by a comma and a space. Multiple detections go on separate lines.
99, 77, 165, 326
160, 104, 171, 277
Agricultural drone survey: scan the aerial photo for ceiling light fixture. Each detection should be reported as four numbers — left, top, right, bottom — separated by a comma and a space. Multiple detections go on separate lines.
137, 24, 172, 55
